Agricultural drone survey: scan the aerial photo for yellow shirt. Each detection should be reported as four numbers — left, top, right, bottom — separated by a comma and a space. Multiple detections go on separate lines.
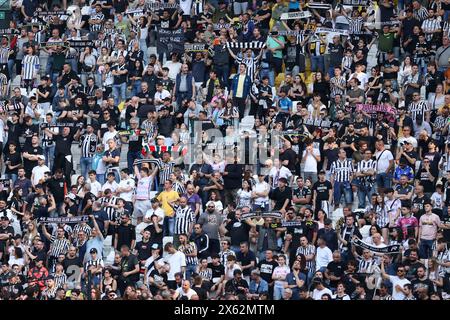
157, 190, 180, 217
235, 74, 246, 98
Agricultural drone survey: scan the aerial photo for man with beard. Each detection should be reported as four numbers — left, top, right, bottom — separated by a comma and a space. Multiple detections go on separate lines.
339, 123, 358, 159
197, 201, 223, 257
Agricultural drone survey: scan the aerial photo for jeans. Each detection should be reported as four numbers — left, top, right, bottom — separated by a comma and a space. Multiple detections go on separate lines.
97, 173, 105, 184
127, 150, 142, 173
131, 80, 142, 97
80, 157, 93, 179
176, 91, 190, 110
310, 55, 325, 73
273, 285, 284, 300
333, 181, 353, 206
376, 172, 392, 190
163, 216, 174, 237
43, 144, 56, 171
185, 264, 197, 281
5, 173, 17, 186
215, 64, 230, 88
112, 82, 127, 107
419, 239, 434, 259
357, 184, 376, 209
233, 1, 248, 15
139, 39, 148, 65
46, 55, 54, 75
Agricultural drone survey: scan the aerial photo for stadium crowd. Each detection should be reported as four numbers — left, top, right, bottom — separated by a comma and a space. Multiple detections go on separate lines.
0, 0, 449, 301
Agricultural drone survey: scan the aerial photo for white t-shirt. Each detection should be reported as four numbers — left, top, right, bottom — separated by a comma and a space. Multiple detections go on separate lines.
312, 287, 333, 300
88, 180, 102, 197
165, 251, 186, 281
102, 130, 118, 149
431, 192, 444, 209
163, 61, 182, 80
102, 180, 119, 193
350, 72, 369, 90
374, 149, 394, 174
388, 275, 410, 300
269, 166, 292, 188
175, 287, 197, 300
315, 246, 333, 271
144, 207, 165, 225
118, 178, 135, 202
303, 148, 321, 173
31, 165, 50, 185
253, 181, 270, 205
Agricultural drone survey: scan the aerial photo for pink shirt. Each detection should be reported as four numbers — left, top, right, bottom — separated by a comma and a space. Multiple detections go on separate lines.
419, 213, 441, 240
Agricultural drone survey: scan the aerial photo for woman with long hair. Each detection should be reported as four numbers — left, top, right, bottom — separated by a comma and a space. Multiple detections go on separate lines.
23, 221, 38, 247
220, 100, 239, 130
428, 83, 445, 122
373, 194, 389, 241
315, 209, 327, 230
366, 66, 383, 99
9, 187, 25, 220
100, 268, 118, 294
237, 180, 253, 209
289, 74, 308, 104
312, 71, 330, 106
364, 224, 384, 244
398, 55, 413, 85
129, 58, 144, 97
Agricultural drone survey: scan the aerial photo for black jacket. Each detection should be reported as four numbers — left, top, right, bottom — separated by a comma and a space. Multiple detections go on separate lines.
223, 163, 243, 189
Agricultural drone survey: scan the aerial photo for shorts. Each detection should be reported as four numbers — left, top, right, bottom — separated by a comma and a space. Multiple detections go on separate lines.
133, 199, 151, 219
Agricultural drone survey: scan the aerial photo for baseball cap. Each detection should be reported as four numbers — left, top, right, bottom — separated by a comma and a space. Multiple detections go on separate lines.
37, 155, 45, 160
324, 218, 332, 225
156, 135, 165, 140
151, 243, 160, 250
90, 248, 98, 254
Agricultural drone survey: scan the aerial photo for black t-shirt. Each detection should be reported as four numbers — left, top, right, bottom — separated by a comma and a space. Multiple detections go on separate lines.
411, 278, 435, 297
47, 177, 66, 204
104, 148, 121, 168
144, 224, 163, 248
207, 262, 225, 279
301, 220, 318, 244
257, 259, 278, 283
55, 133, 74, 155
312, 180, 333, 202
342, 134, 358, 158
293, 187, 312, 205
22, 144, 43, 173
235, 250, 257, 276
4, 151, 22, 174
415, 168, 435, 194
225, 219, 251, 247
326, 260, 346, 288
127, 131, 144, 153
120, 253, 140, 282
383, 58, 400, 80
269, 187, 292, 210
37, 85, 52, 104
280, 149, 297, 172
22, 124, 39, 147
6, 121, 22, 146
135, 240, 152, 262
149, 269, 168, 295
412, 195, 430, 219
0, 225, 14, 248
192, 285, 208, 300
63, 256, 82, 278
256, 8, 271, 29
399, 150, 419, 171
116, 224, 136, 250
